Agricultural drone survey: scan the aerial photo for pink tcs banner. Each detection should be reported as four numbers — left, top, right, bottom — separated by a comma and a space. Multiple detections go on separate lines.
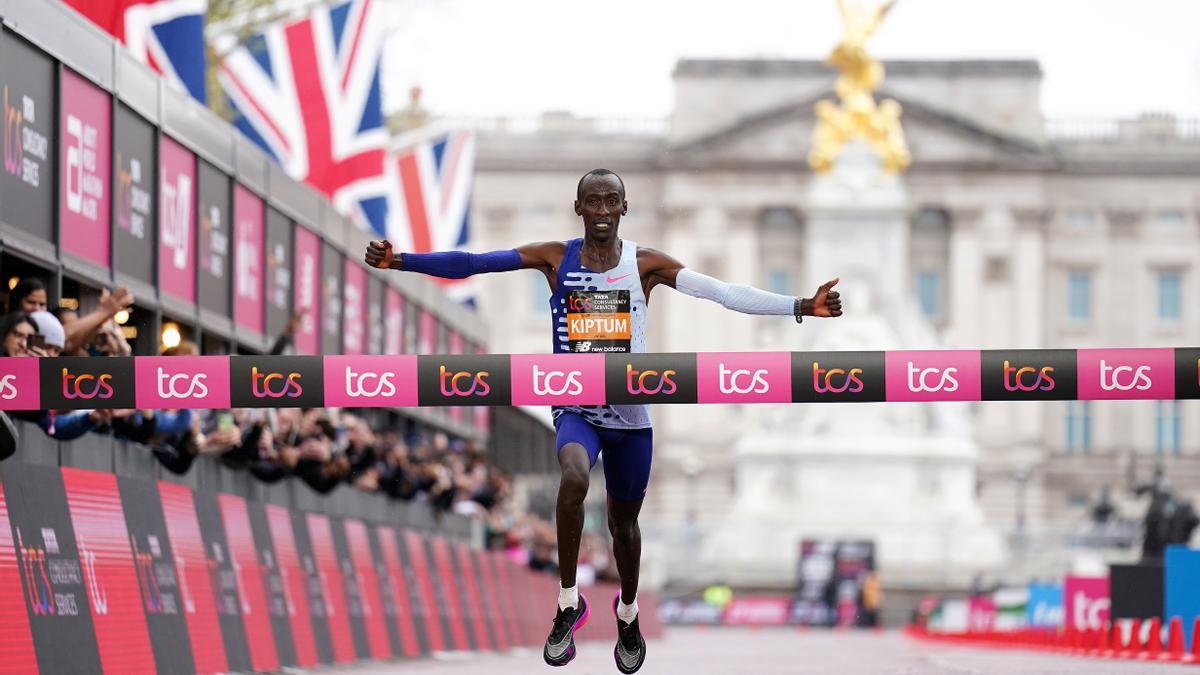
1077, 348, 1175, 401
419, 309, 436, 354
967, 596, 997, 632
60, 469, 156, 674
159, 135, 196, 303
233, 184, 264, 334
323, 355, 418, 407
134, 356, 231, 409
1064, 575, 1110, 632
343, 261, 367, 356
384, 288, 404, 354
292, 226, 321, 354
510, 354, 605, 406
0, 358, 40, 410
885, 350, 982, 402
722, 596, 791, 626
216, 495, 278, 672
697, 352, 791, 403
60, 69, 111, 268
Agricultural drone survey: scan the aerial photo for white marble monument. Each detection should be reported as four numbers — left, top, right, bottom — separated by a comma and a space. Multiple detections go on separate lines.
700, 142, 1006, 588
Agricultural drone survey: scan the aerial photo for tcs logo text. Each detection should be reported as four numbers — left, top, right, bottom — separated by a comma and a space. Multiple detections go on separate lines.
251, 366, 303, 399
157, 368, 209, 399
533, 365, 583, 396
719, 364, 769, 395
439, 365, 491, 397
811, 362, 864, 393
1099, 360, 1151, 392
906, 362, 958, 393
626, 364, 677, 395
1003, 361, 1055, 392
344, 367, 397, 398
62, 368, 114, 400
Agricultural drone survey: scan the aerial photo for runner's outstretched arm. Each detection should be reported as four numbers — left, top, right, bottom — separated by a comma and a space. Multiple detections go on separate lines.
639, 248, 842, 320
364, 240, 564, 279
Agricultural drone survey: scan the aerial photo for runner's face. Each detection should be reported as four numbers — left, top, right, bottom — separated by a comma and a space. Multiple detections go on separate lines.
575, 175, 626, 242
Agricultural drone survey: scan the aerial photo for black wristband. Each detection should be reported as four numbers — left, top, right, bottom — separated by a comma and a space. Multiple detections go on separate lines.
794, 298, 803, 324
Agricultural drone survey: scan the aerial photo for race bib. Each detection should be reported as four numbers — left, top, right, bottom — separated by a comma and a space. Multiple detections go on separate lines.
566, 290, 630, 353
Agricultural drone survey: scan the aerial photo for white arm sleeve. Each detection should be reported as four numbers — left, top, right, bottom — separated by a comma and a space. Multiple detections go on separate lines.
674, 268, 797, 316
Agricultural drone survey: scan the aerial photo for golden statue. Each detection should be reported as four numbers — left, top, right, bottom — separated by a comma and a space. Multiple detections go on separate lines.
809, 0, 911, 174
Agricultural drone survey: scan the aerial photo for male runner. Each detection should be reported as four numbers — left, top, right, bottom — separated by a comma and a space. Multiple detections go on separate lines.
366, 169, 842, 672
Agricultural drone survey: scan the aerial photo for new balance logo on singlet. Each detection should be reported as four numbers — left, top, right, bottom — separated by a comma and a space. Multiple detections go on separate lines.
566, 290, 630, 353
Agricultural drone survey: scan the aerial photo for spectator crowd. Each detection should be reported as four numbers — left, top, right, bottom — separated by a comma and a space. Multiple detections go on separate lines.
0, 276, 588, 577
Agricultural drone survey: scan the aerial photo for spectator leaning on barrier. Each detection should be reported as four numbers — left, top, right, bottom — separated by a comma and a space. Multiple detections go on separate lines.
4, 311, 109, 440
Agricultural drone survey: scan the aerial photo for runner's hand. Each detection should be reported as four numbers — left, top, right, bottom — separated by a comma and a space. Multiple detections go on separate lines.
365, 240, 394, 269
811, 278, 842, 318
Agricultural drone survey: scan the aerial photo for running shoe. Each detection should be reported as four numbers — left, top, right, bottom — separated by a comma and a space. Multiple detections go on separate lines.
543, 593, 590, 666
612, 593, 647, 674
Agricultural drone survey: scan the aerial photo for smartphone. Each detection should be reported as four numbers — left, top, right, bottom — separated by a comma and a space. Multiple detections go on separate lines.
217, 413, 236, 431
26, 334, 46, 350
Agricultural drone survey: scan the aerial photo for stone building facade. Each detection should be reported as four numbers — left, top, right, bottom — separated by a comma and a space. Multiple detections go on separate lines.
466, 59, 1200, 587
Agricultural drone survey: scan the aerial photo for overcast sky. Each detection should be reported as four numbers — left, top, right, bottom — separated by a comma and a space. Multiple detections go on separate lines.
380, 0, 1200, 122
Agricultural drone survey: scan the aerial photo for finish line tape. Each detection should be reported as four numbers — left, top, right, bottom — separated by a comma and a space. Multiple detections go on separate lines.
2, 347, 1197, 410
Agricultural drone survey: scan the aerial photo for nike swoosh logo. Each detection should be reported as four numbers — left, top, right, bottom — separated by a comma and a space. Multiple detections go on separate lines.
617, 641, 642, 669
547, 635, 572, 658
607, 273, 631, 284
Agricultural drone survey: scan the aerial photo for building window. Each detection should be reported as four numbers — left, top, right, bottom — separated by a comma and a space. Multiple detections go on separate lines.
1067, 271, 1091, 322
1153, 210, 1186, 227
1156, 400, 1181, 455
1157, 270, 1182, 322
767, 269, 791, 296
1066, 401, 1091, 454
916, 271, 941, 319
1066, 210, 1095, 229
531, 274, 550, 315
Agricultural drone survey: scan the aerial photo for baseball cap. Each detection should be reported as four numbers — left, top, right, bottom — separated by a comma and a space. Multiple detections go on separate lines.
28, 310, 66, 349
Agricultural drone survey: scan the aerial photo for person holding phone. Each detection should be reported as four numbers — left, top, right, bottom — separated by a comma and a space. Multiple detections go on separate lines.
28, 311, 66, 357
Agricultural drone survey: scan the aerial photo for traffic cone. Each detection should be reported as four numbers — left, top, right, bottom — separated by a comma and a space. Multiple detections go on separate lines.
1121, 619, 1141, 659
1140, 617, 1162, 660
1162, 617, 1185, 662
1096, 623, 1110, 658
1186, 616, 1200, 663
1105, 621, 1122, 658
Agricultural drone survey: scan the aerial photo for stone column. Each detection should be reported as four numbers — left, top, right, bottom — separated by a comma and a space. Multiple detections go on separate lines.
947, 207, 983, 348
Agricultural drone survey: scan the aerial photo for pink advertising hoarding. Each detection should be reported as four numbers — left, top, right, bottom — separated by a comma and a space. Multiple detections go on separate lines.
158, 135, 195, 302
233, 184, 264, 333
343, 260, 367, 356
419, 309, 436, 354
1063, 575, 1110, 632
385, 287, 404, 354
292, 225, 321, 354
60, 69, 111, 268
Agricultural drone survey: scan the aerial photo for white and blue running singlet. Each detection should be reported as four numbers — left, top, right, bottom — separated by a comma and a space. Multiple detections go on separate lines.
550, 238, 650, 429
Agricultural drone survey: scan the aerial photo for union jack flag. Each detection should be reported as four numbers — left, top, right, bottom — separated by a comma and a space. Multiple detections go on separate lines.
218, 0, 389, 236
386, 123, 477, 302
63, 0, 208, 104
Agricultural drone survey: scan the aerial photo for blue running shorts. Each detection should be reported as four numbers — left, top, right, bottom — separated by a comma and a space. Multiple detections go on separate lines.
553, 411, 653, 502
